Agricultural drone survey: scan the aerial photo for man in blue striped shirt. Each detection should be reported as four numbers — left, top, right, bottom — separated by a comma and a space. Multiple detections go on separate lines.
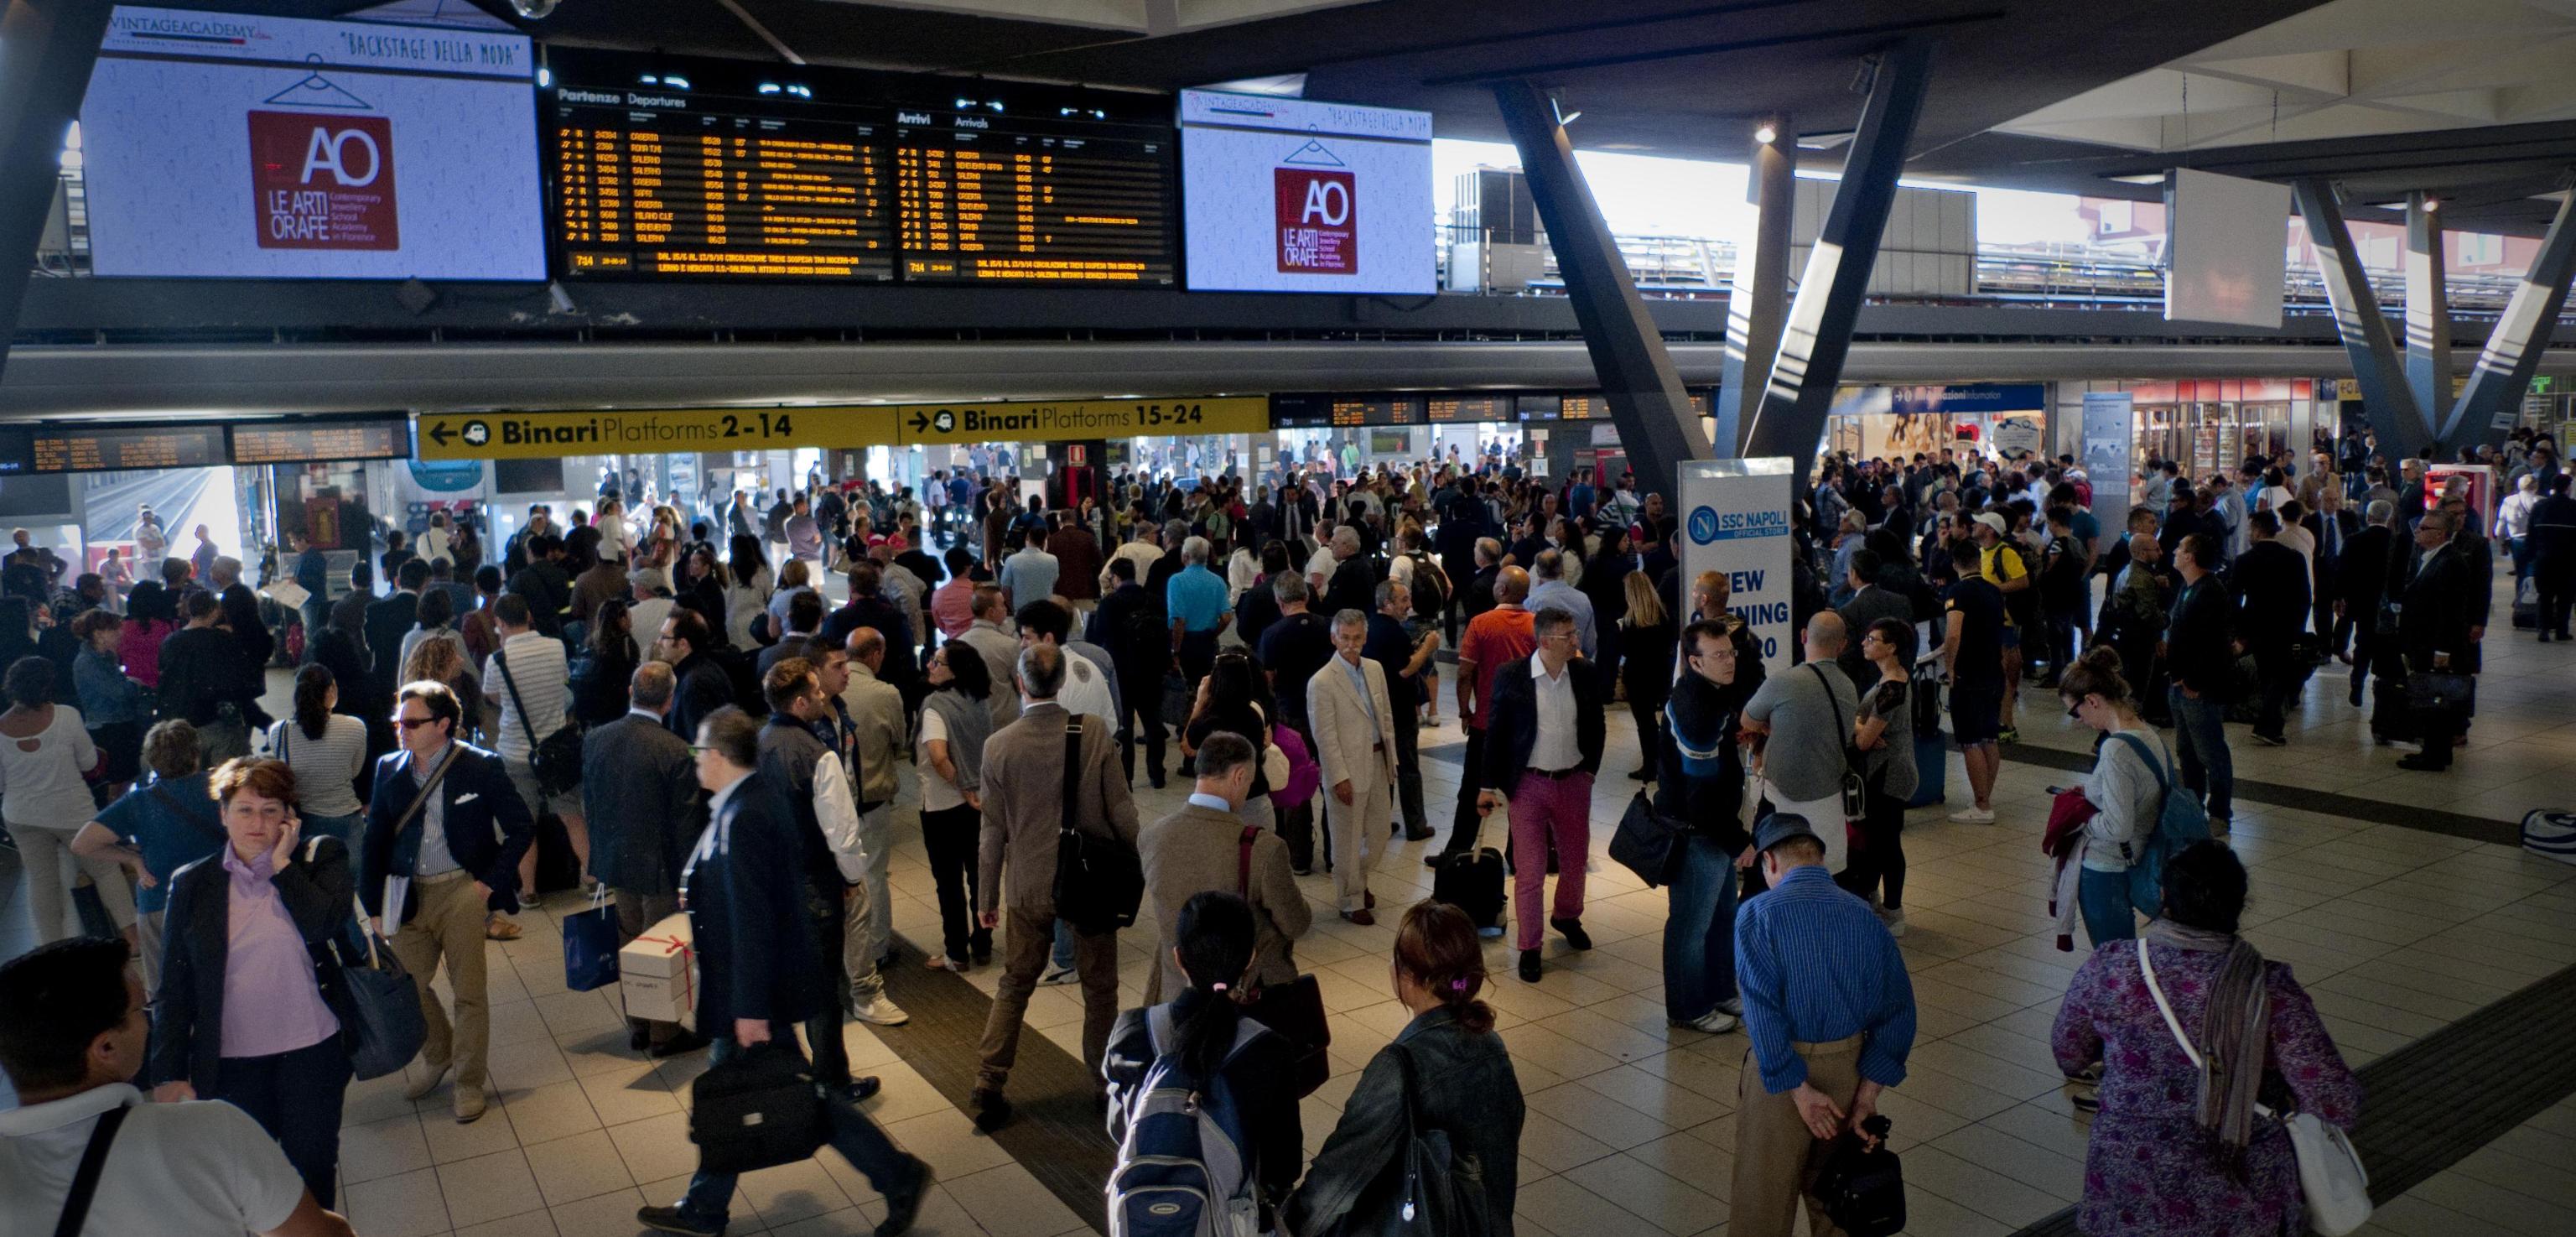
1731, 812, 1917, 1237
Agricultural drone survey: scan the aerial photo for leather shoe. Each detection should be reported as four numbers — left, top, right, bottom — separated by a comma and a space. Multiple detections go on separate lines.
402, 1058, 451, 1101
453, 1083, 488, 1124
650, 1029, 711, 1058
1518, 949, 1541, 983
1402, 826, 1436, 840
970, 1087, 1013, 1131
1363, 890, 1376, 910
877, 1157, 934, 1237
834, 1076, 883, 1104
636, 1204, 723, 1237
1551, 917, 1593, 950
1340, 908, 1376, 926
2396, 753, 2451, 772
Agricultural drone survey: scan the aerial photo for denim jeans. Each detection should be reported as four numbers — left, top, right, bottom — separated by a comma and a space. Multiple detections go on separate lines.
1052, 918, 1077, 971
2077, 867, 2139, 948
2167, 685, 2233, 820
1662, 832, 1740, 1023
679, 1025, 914, 1229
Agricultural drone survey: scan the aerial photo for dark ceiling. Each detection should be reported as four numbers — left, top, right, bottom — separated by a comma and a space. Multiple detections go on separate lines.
282, 0, 2576, 235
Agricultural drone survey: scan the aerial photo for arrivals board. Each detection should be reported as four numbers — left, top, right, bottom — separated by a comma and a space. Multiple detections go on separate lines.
230, 418, 409, 465
1426, 395, 1509, 423
1558, 395, 1607, 421
1327, 396, 1421, 427
548, 50, 893, 279
895, 107, 1177, 285
0, 424, 227, 475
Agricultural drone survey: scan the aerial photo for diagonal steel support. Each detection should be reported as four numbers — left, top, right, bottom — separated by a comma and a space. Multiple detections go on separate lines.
2404, 191, 2453, 424
1740, 36, 1935, 486
2296, 178, 2433, 459
0, 0, 112, 385
1493, 78, 1710, 492
1716, 117, 1794, 459
2442, 183, 2576, 451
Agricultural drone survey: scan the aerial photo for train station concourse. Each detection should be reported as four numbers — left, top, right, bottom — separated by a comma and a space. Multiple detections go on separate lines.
6, 3, 2576, 1237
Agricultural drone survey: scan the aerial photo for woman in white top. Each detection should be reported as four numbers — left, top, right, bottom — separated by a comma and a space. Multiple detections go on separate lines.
917, 643, 994, 970
263, 663, 369, 849
418, 511, 454, 568
722, 533, 775, 649
2060, 646, 2175, 948
0, 655, 123, 948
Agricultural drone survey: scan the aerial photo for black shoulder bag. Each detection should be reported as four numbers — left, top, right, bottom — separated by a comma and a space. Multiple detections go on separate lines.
52, 1104, 129, 1237
1810, 663, 1867, 821
494, 648, 585, 798
1048, 715, 1143, 933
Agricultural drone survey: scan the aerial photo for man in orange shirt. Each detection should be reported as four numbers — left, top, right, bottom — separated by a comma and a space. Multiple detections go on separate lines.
1431, 566, 1537, 865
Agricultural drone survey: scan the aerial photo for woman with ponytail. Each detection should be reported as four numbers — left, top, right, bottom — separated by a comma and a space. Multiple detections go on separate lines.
1287, 901, 1524, 1237
262, 663, 369, 848
1103, 891, 1303, 1220
2059, 644, 2178, 946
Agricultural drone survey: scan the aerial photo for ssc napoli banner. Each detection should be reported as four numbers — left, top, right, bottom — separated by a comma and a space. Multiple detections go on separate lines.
1678, 458, 1795, 677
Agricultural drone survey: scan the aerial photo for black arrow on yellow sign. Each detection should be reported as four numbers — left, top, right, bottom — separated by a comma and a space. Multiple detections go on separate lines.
428, 423, 454, 446
909, 411, 932, 434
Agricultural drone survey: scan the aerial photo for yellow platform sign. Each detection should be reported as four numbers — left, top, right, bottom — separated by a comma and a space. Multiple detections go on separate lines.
415, 397, 1269, 460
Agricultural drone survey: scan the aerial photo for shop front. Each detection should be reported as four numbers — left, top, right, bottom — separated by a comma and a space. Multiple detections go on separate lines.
1826, 382, 2051, 460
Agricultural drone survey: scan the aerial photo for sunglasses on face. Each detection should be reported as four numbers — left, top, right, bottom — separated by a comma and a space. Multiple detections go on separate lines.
395, 716, 439, 730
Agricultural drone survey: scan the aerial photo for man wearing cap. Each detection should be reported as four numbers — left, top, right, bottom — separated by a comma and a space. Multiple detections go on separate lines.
1731, 812, 1916, 1237
1969, 510, 2033, 741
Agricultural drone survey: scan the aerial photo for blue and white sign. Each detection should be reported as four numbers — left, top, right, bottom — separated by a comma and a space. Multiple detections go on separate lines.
1830, 382, 2048, 417
1677, 457, 1795, 676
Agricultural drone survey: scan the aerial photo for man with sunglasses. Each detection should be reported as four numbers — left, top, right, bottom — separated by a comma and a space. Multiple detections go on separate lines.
358, 681, 533, 1124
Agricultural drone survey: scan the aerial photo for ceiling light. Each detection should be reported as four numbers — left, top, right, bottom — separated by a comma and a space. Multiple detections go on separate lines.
2106, 173, 2167, 185
2424, 198, 2440, 212
1753, 123, 1778, 145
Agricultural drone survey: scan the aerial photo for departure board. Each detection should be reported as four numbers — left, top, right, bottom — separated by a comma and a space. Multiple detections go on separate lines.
1327, 396, 1421, 427
896, 108, 1177, 285
231, 420, 410, 465
548, 52, 893, 280
1426, 395, 1509, 423
1559, 395, 1607, 420
0, 425, 228, 474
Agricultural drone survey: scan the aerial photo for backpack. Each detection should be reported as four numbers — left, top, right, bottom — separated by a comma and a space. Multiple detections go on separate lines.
1405, 551, 1451, 617
2105, 731, 2212, 913
1120, 600, 1174, 677
1107, 1004, 1268, 1237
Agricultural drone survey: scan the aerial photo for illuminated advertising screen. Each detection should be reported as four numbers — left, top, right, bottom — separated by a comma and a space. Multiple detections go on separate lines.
80, 7, 543, 280
1178, 90, 1433, 294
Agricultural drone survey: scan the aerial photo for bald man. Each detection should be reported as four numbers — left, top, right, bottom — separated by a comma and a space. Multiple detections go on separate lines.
1740, 614, 1861, 873
1438, 565, 1540, 865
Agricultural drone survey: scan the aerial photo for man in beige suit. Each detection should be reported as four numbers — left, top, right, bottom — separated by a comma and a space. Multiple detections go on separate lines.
1139, 731, 1310, 1003
971, 644, 1140, 1131
1307, 608, 1398, 924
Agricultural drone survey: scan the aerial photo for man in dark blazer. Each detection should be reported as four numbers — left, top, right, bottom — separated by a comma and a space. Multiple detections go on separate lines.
579, 662, 706, 1056
2228, 511, 2311, 746
2531, 472, 2576, 641
364, 558, 426, 687
2304, 488, 2364, 656
357, 679, 533, 1123
1478, 606, 1607, 983
2338, 499, 2398, 709
2163, 533, 2238, 828
638, 705, 929, 1237
653, 607, 738, 743
2391, 506, 2485, 772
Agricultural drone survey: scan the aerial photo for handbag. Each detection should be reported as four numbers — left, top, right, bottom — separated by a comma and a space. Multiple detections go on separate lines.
1050, 715, 1145, 934
2137, 939, 2371, 1235
1607, 791, 1688, 889
325, 917, 429, 1081
1235, 825, 1329, 1099
562, 887, 621, 992
689, 1041, 828, 1174
1810, 1114, 1905, 1237
494, 648, 585, 798
2404, 669, 2474, 715
1364, 1044, 1493, 1237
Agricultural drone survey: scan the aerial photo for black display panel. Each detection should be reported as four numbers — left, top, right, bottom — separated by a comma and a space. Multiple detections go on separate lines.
1559, 395, 1607, 421
549, 49, 895, 280
496, 458, 567, 493
0, 475, 72, 517
1426, 395, 1509, 423
0, 424, 228, 475
1327, 395, 1421, 427
231, 419, 410, 465
895, 107, 1177, 285
1270, 393, 1332, 429
1516, 394, 1561, 421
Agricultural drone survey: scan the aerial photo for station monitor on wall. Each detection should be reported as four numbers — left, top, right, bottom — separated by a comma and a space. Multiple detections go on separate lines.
1177, 90, 1435, 294
79, 6, 544, 280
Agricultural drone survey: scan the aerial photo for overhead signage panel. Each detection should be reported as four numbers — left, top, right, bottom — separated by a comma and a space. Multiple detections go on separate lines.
1179, 89, 1434, 294
416, 397, 1266, 460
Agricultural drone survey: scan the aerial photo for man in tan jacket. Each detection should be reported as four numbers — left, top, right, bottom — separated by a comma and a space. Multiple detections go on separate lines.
1139, 732, 1310, 1003
1307, 608, 1399, 924
972, 643, 1140, 1130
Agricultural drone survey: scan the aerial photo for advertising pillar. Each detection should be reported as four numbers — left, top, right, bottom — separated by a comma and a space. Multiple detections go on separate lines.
2080, 391, 2136, 551
1677, 458, 1796, 678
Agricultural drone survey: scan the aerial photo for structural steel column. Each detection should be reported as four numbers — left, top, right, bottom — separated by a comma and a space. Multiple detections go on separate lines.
1739, 37, 1935, 486
2404, 191, 2453, 425
0, 0, 112, 383
2443, 186, 2576, 451
2295, 179, 2432, 458
1716, 118, 1794, 459
1492, 79, 1709, 491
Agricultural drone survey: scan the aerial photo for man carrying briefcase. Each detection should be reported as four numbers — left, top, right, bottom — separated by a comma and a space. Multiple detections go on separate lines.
636, 706, 932, 1237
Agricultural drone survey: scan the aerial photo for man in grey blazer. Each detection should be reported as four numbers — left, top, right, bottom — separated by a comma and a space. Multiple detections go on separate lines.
1138, 732, 1310, 1004
580, 663, 708, 1056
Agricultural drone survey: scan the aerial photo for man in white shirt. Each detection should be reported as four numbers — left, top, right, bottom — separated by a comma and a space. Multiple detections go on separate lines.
1016, 600, 1116, 724
1098, 521, 1163, 596
0, 938, 356, 1237
481, 593, 590, 899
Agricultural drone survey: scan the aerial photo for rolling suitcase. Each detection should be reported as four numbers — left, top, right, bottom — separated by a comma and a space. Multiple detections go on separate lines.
1431, 847, 1506, 934
1908, 730, 1947, 809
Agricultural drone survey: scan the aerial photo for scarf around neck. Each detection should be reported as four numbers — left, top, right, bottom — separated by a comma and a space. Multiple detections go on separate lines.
2142, 918, 2269, 1163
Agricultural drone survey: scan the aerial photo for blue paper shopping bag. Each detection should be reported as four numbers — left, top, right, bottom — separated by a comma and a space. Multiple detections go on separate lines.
564, 893, 622, 991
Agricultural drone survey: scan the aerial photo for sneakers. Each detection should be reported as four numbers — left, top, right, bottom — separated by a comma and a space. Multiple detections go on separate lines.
2209, 815, 2232, 838
849, 990, 911, 1027
1038, 964, 1080, 986
1716, 996, 1744, 1017
1947, 806, 1997, 824
927, 954, 969, 972
1550, 917, 1592, 950
1880, 907, 1909, 938
1997, 727, 2020, 745
636, 1205, 724, 1237
2251, 732, 2287, 747
1680, 1009, 1740, 1034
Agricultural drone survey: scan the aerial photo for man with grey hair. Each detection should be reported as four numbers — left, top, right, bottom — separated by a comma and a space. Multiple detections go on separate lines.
626, 565, 674, 654
582, 661, 707, 1056
1524, 547, 1596, 660
958, 585, 1022, 730
1166, 535, 1231, 717
1099, 517, 1162, 595
969, 642, 1140, 1130
1319, 524, 1376, 618
1307, 607, 1397, 923
2338, 497, 2398, 709
1742, 613, 1861, 871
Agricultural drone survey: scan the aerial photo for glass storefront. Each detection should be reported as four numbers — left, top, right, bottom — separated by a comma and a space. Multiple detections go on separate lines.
2127, 380, 2314, 474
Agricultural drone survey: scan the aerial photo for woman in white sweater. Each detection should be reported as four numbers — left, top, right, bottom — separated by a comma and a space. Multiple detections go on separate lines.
2059, 646, 2175, 947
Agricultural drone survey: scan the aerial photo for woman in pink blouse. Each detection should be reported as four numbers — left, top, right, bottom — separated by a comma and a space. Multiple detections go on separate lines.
2052, 840, 2361, 1237
148, 757, 356, 1209
116, 579, 177, 690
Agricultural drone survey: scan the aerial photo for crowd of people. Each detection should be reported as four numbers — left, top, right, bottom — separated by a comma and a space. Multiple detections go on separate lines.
11, 418, 2506, 1237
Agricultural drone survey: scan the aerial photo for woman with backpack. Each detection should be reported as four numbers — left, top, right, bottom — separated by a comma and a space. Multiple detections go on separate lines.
2059, 646, 2177, 946
1104, 891, 1303, 1231
1286, 901, 1524, 1237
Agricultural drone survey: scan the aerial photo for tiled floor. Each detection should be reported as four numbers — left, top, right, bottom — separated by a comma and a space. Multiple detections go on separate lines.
6, 571, 2576, 1237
